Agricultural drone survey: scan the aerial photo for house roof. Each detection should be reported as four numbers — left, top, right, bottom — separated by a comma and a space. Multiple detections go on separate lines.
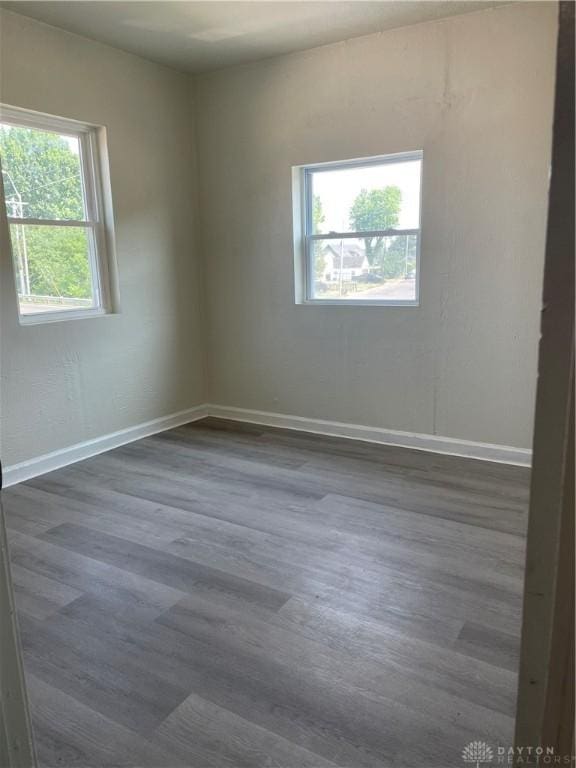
325, 243, 366, 269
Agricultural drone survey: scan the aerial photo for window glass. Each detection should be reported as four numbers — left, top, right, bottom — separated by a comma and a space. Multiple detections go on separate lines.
310, 159, 421, 235
0, 124, 86, 221
8, 223, 95, 314
299, 152, 422, 305
310, 235, 418, 302
0, 109, 114, 321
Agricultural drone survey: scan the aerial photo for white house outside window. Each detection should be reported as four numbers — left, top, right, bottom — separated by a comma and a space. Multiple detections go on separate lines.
0, 105, 117, 323
294, 151, 423, 305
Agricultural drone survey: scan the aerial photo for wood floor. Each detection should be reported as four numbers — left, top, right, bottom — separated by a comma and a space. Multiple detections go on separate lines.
2, 418, 530, 768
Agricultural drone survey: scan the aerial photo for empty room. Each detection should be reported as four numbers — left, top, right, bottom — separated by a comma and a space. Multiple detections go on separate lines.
0, 2, 574, 767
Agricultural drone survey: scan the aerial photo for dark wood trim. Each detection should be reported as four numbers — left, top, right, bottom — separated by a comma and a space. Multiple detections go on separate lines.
514, 0, 575, 755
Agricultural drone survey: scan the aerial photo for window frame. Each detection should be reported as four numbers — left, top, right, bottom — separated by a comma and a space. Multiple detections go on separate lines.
0, 104, 117, 324
294, 150, 423, 307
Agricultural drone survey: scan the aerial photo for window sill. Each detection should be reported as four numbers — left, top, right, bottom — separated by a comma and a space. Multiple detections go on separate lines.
18, 307, 114, 326
298, 299, 420, 307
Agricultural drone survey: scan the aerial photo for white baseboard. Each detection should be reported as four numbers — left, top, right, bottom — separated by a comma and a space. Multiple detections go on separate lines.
206, 404, 532, 467
1, 404, 208, 489
1, 401, 531, 488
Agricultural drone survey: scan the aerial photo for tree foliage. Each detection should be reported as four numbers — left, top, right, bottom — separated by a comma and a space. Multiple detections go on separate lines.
312, 193, 325, 234
378, 234, 417, 279
312, 193, 326, 279
0, 125, 91, 299
349, 186, 402, 268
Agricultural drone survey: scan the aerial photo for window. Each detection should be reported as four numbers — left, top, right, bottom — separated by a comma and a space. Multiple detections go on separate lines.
0, 105, 117, 322
294, 151, 422, 305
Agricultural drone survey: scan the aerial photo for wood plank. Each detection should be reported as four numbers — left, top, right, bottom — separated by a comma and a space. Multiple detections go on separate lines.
10, 564, 82, 621
277, 596, 518, 714
7, 530, 186, 614
155, 691, 342, 768
39, 523, 292, 612
25, 673, 186, 768
19, 611, 190, 735
455, 620, 522, 673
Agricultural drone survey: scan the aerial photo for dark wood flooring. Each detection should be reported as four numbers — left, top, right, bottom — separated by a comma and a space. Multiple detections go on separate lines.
2, 418, 530, 767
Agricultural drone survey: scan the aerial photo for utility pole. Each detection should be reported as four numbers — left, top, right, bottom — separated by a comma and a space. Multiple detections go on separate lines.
339, 239, 344, 296
404, 235, 409, 278
2, 169, 30, 296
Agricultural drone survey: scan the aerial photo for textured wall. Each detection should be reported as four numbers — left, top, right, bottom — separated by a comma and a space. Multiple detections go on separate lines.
193, 3, 556, 449
0, 4, 558, 466
0, 10, 205, 466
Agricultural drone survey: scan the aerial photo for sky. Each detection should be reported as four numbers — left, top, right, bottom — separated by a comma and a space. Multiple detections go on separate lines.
312, 159, 422, 234
63, 134, 80, 154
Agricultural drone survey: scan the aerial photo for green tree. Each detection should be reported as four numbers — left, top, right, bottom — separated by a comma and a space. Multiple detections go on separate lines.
349, 186, 402, 267
0, 125, 91, 300
0, 126, 84, 219
312, 193, 326, 279
312, 193, 325, 234
378, 233, 417, 279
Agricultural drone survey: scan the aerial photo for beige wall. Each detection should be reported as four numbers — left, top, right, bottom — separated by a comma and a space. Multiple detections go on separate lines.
194, 2, 556, 450
0, 10, 205, 466
0, 4, 557, 468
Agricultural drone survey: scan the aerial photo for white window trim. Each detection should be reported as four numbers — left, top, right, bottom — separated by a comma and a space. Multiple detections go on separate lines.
0, 103, 119, 325
293, 150, 423, 307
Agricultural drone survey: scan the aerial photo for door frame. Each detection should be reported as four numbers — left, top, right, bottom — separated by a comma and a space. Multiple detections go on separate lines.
513, 0, 575, 755
0, 462, 37, 767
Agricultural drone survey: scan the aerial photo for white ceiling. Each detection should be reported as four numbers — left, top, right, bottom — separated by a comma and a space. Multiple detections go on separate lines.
1, 1, 507, 74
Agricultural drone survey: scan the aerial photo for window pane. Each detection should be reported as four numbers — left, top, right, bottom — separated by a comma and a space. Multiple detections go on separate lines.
0, 123, 86, 221
310, 235, 417, 302
310, 158, 421, 234
9, 224, 96, 315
